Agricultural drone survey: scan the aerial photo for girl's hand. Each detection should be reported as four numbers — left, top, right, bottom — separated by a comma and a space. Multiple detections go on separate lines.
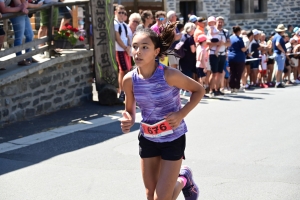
120, 111, 133, 133
203, 68, 207, 73
165, 112, 183, 129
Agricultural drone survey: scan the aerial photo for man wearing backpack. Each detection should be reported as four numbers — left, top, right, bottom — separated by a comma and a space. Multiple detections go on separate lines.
207, 16, 231, 96
114, 4, 131, 101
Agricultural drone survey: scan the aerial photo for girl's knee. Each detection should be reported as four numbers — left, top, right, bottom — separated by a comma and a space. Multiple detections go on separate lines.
145, 189, 155, 200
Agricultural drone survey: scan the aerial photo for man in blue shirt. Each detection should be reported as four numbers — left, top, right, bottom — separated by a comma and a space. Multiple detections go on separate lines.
272, 24, 287, 88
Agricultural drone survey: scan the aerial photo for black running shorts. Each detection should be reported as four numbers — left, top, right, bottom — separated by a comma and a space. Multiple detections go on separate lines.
138, 133, 186, 161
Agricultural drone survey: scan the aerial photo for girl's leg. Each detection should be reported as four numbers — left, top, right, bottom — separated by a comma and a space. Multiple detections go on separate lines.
267, 64, 274, 83
154, 159, 182, 200
141, 157, 161, 200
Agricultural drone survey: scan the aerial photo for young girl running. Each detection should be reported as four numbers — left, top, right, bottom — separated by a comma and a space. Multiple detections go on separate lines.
120, 25, 205, 200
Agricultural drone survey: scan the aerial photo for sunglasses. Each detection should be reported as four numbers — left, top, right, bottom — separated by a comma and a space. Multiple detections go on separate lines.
118, 12, 125, 15
133, 20, 140, 24
158, 17, 165, 21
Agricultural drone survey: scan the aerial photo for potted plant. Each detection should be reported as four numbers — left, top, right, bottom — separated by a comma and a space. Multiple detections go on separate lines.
53, 23, 85, 49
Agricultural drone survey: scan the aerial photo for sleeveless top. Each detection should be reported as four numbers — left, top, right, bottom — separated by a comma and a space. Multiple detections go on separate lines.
132, 64, 187, 143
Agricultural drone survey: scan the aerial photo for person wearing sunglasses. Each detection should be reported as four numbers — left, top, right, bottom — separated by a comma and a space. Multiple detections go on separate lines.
114, 4, 132, 101
150, 11, 166, 34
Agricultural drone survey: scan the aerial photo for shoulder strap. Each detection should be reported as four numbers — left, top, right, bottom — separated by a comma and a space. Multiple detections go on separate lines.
114, 19, 127, 36
122, 23, 128, 36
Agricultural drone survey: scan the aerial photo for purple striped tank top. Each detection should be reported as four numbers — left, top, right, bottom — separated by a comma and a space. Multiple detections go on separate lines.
132, 64, 187, 143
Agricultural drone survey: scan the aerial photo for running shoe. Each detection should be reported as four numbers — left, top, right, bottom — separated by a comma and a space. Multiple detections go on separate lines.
119, 91, 125, 101
218, 89, 225, 95
275, 83, 285, 88
294, 79, 300, 84
238, 87, 245, 93
179, 165, 199, 200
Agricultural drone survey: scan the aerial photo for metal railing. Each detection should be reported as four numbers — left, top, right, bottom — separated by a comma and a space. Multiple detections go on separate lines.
0, 0, 91, 68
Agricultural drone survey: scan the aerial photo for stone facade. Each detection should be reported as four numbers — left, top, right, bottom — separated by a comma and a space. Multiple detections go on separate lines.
0, 54, 94, 126
167, 0, 300, 35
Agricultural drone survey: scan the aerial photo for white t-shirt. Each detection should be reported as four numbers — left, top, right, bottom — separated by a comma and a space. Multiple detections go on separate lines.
243, 36, 250, 48
127, 24, 133, 56
261, 54, 267, 70
114, 19, 128, 52
208, 28, 227, 54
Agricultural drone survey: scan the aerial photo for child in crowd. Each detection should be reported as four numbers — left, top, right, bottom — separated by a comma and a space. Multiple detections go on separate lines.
259, 48, 268, 88
196, 35, 208, 88
120, 25, 204, 200
207, 16, 220, 57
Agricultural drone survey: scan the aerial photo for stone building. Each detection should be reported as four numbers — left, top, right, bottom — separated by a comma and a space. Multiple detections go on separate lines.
120, 0, 300, 36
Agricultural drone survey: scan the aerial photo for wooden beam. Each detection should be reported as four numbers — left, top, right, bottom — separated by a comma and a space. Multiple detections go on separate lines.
0, 46, 49, 67
72, 5, 79, 28
0, 37, 49, 58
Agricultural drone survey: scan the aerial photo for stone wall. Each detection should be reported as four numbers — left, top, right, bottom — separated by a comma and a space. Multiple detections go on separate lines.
0, 51, 94, 126
175, 0, 300, 35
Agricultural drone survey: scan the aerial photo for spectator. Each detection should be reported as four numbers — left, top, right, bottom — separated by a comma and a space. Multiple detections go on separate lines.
38, 0, 59, 52
206, 16, 231, 96
0, 0, 42, 65
179, 22, 196, 96
58, 4, 72, 31
136, 10, 153, 30
123, 10, 128, 23
166, 10, 181, 69
150, 11, 166, 34
228, 26, 247, 93
241, 30, 253, 89
266, 31, 275, 86
287, 25, 293, 38
249, 29, 263, 87
290, 38, 300, 83
193, 16, 207, 43
207, 16, 221, 57
114, 4, 131, 101
195, 34, 208, 88
127, 12, 141, 65
272, 24, 287, 88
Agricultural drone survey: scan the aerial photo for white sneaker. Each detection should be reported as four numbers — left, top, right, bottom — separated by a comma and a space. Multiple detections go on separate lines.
238, 87, 245, 93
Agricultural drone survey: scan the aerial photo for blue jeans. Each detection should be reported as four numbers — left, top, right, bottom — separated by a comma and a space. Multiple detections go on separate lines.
274, 53, 286, 71
10, 15, 34, 59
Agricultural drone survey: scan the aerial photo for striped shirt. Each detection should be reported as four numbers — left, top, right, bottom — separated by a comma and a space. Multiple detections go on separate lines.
132, 63, 187, 143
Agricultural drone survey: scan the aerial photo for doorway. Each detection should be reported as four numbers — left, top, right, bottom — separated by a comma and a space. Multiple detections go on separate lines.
180, 1, 196, 24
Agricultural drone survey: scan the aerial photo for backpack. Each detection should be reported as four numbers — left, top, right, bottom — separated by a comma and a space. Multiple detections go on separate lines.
173, 34, 188, 58
114, 20, 128, 36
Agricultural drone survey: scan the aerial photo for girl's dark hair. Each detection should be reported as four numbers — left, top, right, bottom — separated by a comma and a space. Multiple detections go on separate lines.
246, 30, 253, 38
176, 23, 184, 32
141, 10, 152, 23
232, 26, 241, 34
133, 23, 177, 57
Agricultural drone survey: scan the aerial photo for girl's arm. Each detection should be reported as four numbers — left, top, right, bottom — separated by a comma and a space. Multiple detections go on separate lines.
200, 51, 206, 69
164, 67, 205, 128
120, 72, 136, 133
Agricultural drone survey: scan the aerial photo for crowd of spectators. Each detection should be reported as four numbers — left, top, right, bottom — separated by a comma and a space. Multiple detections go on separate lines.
112, 5, 300, 100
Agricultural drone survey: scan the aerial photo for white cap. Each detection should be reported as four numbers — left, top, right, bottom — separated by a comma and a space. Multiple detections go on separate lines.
252, 29, 261, 36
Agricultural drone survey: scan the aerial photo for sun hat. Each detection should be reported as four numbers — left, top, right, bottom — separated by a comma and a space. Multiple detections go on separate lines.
252, 29, 261, 36
293, 27, 299, 33
207, 16, 216, 23
275, 24, 287, 32
197, 35, 207, 43
197, 16, 207, 23
189, 15, 197, 23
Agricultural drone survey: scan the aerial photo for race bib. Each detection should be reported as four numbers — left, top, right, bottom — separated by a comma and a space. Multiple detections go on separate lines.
141, 119, 173, 138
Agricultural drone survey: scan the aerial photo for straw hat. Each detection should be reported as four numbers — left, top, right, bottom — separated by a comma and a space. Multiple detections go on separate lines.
275, 24, 287, 32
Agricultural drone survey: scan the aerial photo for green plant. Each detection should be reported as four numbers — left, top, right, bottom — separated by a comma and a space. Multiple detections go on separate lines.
53, 23, 84, 45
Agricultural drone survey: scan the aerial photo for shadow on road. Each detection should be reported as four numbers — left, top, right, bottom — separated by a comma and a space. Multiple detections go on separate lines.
0, 121, 140, 176
0, 101, 124, 143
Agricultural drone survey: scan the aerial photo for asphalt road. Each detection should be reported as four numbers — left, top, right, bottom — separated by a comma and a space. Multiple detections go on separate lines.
0, 86, 300, 200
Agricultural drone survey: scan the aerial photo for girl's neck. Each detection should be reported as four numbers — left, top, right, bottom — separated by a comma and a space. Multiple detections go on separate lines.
144, 22, 151, 28
137, 61, 158, 79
